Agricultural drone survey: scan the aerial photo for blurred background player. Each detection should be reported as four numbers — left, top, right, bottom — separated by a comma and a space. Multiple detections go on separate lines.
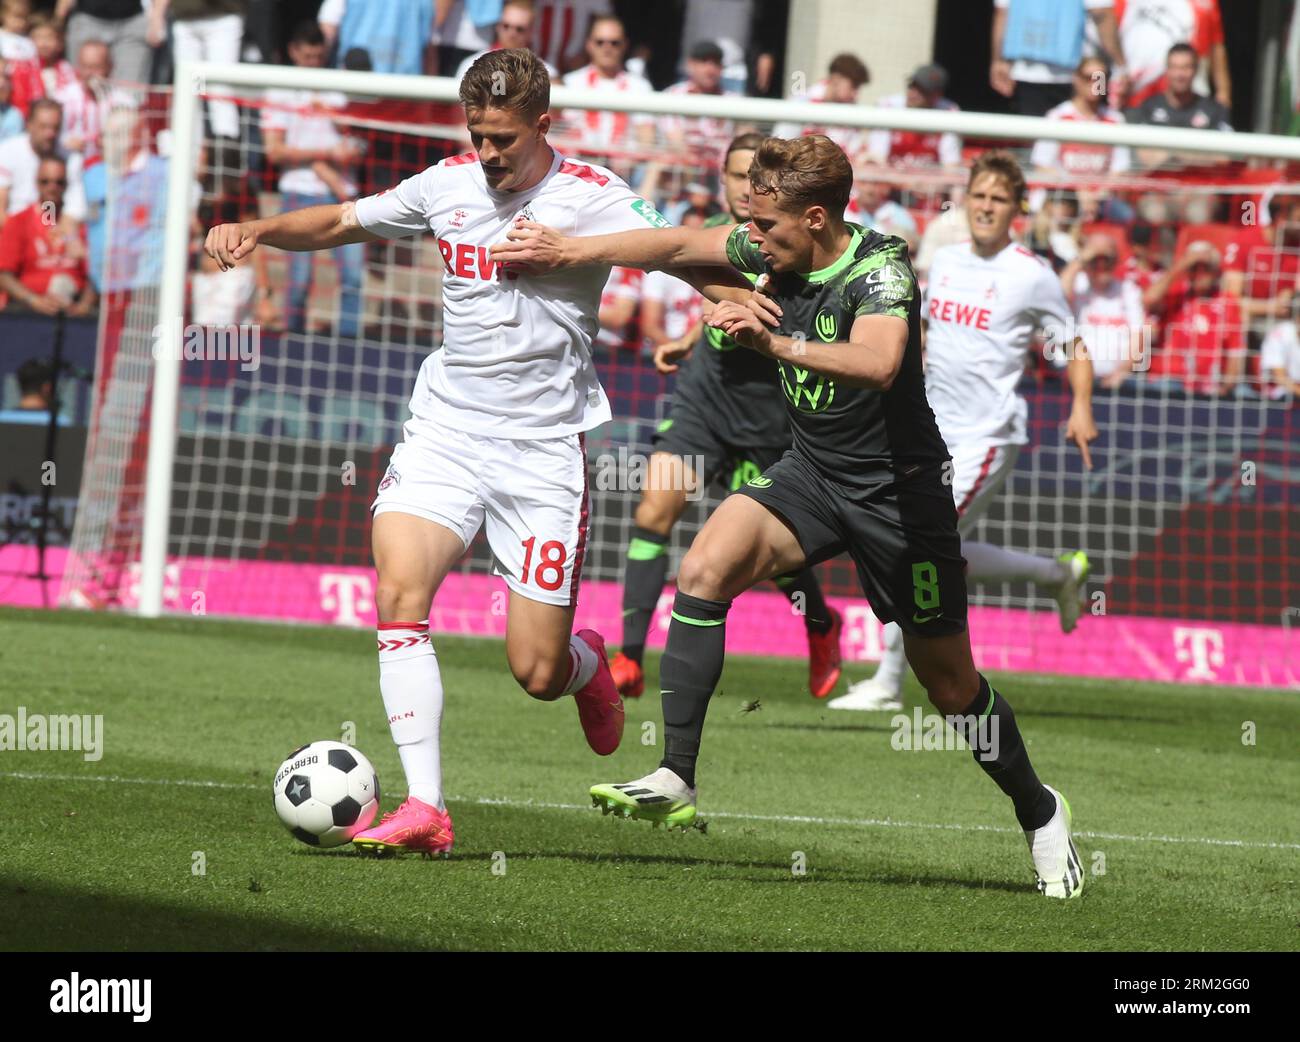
832, 151, 1096, 712
608, 132, 844, 701
202, 49, 748, 858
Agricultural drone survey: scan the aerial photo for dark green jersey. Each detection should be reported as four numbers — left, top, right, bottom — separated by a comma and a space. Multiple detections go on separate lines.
724, 222, 949, 488
670, 213, 791, 447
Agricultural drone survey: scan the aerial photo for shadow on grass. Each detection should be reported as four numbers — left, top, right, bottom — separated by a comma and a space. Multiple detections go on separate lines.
0, 877, 434, 952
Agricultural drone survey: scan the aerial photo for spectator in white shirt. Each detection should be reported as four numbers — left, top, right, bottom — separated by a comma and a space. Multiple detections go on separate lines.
0, 0, 36, 62
560, 15, 653, 176
1261, 306, 1300, 399
262, 22, 362, 338
0, 98, 86, 225
1059, 233, 1147, 388
53, 39, 120, 164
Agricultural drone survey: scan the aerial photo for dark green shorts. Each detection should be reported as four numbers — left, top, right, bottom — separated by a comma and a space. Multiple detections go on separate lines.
651, 395, 788, 493
737, 450, 968, 637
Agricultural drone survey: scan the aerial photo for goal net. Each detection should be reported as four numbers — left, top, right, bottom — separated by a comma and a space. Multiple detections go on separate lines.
61, 61, 1300, 689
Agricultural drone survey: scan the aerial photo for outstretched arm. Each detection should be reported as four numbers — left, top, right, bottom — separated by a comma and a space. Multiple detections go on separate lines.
205, 201, 381, 270
491, 219, 735, 273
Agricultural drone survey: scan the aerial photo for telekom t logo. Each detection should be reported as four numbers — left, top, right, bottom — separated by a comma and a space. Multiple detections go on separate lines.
1172, 626, 1225, 680
320, 573, 373, 627
843, 606, 886, 661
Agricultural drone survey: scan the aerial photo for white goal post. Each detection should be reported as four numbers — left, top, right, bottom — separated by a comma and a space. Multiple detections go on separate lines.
139, 58, 1300, 618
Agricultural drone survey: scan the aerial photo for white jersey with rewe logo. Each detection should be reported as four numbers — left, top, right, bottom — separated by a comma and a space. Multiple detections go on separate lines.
356, 148, 667, 439
922, 241, 1072, 447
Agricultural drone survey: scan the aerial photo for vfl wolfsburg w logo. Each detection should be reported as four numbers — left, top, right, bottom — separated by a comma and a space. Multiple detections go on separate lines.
814, 308, 838, 342
779, 360, 835, 413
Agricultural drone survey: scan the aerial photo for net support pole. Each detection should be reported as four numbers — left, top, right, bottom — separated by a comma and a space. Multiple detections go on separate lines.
139, 62, 201, 617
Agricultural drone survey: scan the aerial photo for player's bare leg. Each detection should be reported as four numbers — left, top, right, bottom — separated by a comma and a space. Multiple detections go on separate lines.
506, 592, 624, 755
354, 511, 464, 857
904, 629, 1083, 898
592, 495, 805, 826
614, 452, 694, 698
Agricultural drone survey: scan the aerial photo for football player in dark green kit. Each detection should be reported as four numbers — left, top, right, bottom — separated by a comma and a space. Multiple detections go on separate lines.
493, 135, 1083, 898
611, 132, 843, 704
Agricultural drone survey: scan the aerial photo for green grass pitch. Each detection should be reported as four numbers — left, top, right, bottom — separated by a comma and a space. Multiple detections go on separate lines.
1, 606, 1296, 951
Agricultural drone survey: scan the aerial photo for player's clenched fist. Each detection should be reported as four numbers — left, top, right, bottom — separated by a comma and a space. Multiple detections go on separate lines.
205, 222, 260, 271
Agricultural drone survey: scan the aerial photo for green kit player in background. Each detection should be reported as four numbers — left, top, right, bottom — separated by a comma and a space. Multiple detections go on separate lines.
493, 135, 1086, 898
611, 131, 843, 702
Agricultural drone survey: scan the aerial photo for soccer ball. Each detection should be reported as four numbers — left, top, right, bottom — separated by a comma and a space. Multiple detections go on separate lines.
273, 741, 380, 848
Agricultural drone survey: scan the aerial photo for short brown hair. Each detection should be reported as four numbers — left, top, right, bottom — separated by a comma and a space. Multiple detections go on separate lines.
459, 48, 550, 121
725, 131, 765, 162
749, 135, 852, 215
828, 52, 869, 88
968, 149, 1026, 203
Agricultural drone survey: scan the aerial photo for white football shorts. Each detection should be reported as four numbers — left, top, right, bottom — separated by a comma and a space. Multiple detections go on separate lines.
372, 417, 590, 607
949, 441, 1020, 537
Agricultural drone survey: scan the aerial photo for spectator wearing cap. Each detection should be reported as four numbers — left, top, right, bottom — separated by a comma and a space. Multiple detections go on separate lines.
0, 155, 95, 316
58, 1, 151, 87
1127, 43, 1232, 169
992, 0, 1128, 116
866, 63, 961, 170
0, 98, 87, 225
1059, 233, 1146, 388
0, 59, 23, 139
678, 0, 753, 92
1142, 240, 1245, 396
1260, 300, 1300, 399
454, 2, 559, 84
774, 52, 870, 159
560, 15, 654, 175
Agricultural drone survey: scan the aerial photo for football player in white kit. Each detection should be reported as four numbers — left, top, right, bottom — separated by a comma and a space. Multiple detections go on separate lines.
205, 50, 745, 856
831, 150, 1097, 712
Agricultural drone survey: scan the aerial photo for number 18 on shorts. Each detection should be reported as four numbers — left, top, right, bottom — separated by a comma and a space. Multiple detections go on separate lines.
372, 417, 590, 607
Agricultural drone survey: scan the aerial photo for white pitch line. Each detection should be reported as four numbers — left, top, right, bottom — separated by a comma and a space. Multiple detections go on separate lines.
3, 769, 1297, 852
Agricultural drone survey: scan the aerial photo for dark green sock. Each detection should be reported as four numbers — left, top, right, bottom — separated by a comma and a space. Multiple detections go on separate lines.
621, 527, 669, 665
658, 590, 730, 789
773, 567, 833, 634
956, 674, 1056, 830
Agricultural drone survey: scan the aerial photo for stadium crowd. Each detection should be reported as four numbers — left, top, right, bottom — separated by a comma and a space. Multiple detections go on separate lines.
0, 0, 1298, 401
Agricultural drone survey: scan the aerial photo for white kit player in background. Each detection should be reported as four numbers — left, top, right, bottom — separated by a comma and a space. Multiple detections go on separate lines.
203, 49, 748, 856
832, 151, 1098, 712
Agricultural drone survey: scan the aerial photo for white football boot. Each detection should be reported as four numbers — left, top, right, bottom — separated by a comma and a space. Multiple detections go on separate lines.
827, 674, 904, 712
1024, 785, 1084, 899
590, 767, 698, 829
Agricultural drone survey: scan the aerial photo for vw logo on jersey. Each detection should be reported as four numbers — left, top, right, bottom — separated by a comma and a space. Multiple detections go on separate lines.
815, 308, 838, 342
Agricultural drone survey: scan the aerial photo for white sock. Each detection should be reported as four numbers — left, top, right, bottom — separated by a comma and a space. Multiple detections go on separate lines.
377, 621, 444, 810
963, 541, 1066, 589
564, 634, 599, 694
873, 621, 906, 694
